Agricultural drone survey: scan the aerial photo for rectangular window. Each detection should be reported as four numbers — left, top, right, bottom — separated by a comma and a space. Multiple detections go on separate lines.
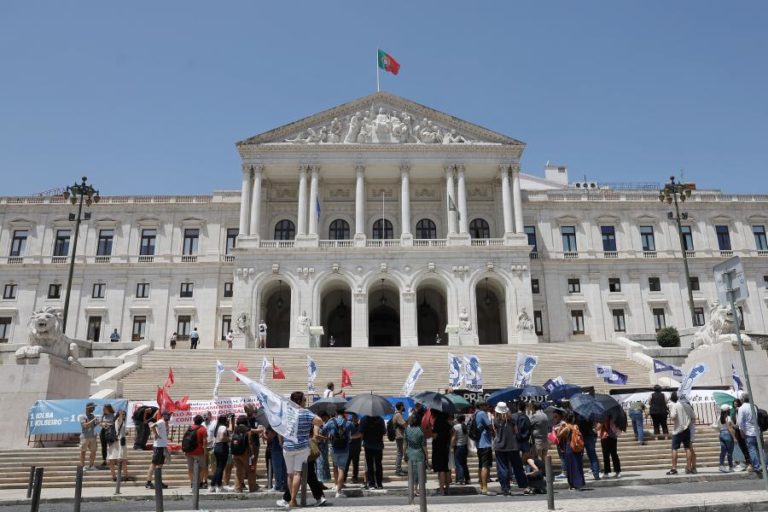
0, 317, 11, 342
47, 284, 62, 299
92, 282, 106, 299
140, 229, 157, 256
561, 226, 577, 252
567, 278, 581, 294
693, 307, 705, 327
221, 315, 232, 341
524, 226, 537, 252
737, 306, 745, 330
3, 284, 17, 300
226, 228, 239, 255
132, 316, 147, 342
177, 315, 191, 340
680, 226, 694, 251
223, 282, 233, 298
716, 225, 732, 251
180, 282, 194, 298
653, 308, 666, 331
53, 229, 72, 257
533, 310, 543, 336
601, 226, 617, 252
136, 282, 150, 299
183, 228, 199, 256
753, 225, 768, 251
531, 279, 540, 294
689, 276, 700, 291
86, 316, 102, 342
648, 277, 661, 292
640, 225, 656, 252
97, 229, 114, 256
10, 230, 28, 257
571, 310, 585, 335
612, 309, 626, 332
764, 276, 768, 289
608, 278, 621, 293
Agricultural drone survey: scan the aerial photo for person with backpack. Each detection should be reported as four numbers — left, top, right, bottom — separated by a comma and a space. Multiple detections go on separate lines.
392, 402, 407, 476
231, 415, 254, 492
513, 401, 532, 456
575, 412, 601, 480
471, 399, 494, 495
666, 391, 692, 476
360, 414, 386, 489
452, 415, 470, 485
492, 402, 528, 495
183, 415, 209, 488
557, 412, 585, 490
322, 409, 352, 498
210, 415, 232, 492
737, 392, 766, 478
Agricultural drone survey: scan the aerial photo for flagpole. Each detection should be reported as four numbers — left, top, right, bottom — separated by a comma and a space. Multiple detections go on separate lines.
381, 191, 385, 237
376, 48, 380, 92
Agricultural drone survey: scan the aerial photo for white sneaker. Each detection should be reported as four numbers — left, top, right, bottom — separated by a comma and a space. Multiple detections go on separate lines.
209, 486, 217, 493
276, 499, 291, 508
614, 473, 621, 478
334, 492, 346, 498
221, 485, 233, 492
316, 497, 328, 506
719, 465, 728, 473
601, 473, 611, 479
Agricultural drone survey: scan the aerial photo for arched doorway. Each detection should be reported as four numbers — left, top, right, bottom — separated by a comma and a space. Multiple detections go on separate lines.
261, 279, 291, 348
368, 279, 400, 346
476, 277, 506, 344
320, 281, 352, 347
416, 280, 448, 346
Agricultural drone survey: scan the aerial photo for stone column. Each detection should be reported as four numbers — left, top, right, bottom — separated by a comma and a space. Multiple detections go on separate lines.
445, 166, 457, 235
308, 165, 320, 236
297, 165, 308, 236
354, 165, 366, 238
457, 165, 468, 234
249, 164, 263, 237
512, 165, 524, 234
500, 165, 513, 234
400, 164, 411, 237
238, 166, 252, 236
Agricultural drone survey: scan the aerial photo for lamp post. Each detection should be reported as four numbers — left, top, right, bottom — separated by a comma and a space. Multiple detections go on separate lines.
62, 177, 100, 334
659, 176, 695, 326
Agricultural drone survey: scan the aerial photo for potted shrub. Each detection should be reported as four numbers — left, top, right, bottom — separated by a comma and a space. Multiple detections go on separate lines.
656, 327, 680, 347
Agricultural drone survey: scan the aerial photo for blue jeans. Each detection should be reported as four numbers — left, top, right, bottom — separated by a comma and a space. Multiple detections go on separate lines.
583, 435, 600, 477
454, 445, 469, 483
270, 440, 287, 491
746, 436, 764, 472
212, 442, 229, 487
316, 441, 331, 482
630, 411, 644, 444
719, 432, 734, 467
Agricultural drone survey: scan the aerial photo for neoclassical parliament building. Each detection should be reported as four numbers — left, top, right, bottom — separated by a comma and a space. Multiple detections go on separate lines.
1, 92, 767, 348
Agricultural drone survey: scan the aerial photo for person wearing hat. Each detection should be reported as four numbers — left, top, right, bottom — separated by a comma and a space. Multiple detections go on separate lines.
78, 402, 99, 470
472, 398, 495, 495
145, 410, 172, 489
716, 403, 736, 472
493, 401, 528, 495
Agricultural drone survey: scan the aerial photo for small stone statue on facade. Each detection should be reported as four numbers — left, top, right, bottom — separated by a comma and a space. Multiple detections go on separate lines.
516, 307, 534, 332
459, 307, 472, 333
257, 319, 267, 349
297, 311, 310, 336
236, 313, 249, 333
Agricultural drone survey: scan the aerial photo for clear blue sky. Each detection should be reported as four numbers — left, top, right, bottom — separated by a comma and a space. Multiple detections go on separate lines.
1, 2, 766, 196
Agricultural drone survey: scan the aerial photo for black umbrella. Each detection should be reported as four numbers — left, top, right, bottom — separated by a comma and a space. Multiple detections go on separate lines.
594, 394, 627, 430
569, 394, 607, 423
345, 393, 394, 417
549, 384, 583, 401
412, 391, 456, 414
309, 397, 348, 416
520, 385, 549, 399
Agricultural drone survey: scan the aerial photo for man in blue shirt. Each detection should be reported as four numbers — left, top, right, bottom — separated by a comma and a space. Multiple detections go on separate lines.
474, 398, 495, 495
322, 409, 352, 498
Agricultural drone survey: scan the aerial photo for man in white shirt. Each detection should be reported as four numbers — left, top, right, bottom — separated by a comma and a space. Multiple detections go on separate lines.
666, 391, 693, 475
737, 392, 764, 476
323, 382, 337, 398
145, 410, 171, 489
258, 320, 267, 349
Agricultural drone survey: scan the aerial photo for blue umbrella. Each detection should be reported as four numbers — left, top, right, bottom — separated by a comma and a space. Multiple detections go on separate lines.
487, 386, 523, 405
569, 393, 608, 422
520, 385, 548, 399
549, 384, 583, 401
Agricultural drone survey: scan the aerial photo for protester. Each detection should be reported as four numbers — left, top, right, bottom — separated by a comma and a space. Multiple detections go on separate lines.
522, 449, 547, 495
210, 414, 231, 492
323, 382, 338, 398
597, 415, 621, 478
277, 391, 324, 509
315, 411, 332, 482
732, 398, 752, 471
452, 414, 470, 485
107, 409, 130, 482
558, 412, 585, 490
513, 401, 532, 456
737, 392, 764, 478
99, 403, 116, 469
717, 404, 736, 472
145, 410, 171, 490
682, 398, 698, 473
190, 327, 200, 349
473, 399, 495, 495
550, 408, 567, 480
231, 415, 257, 492
360, 413, 386, 489
666, 391, 693, 475
575, 412, 600, 480
183, 414, 208, 488
628, 399, 646, 445
649, 385, 669, 440
323, 408, 352, 498
204, 411, 217, 482
431, 410, 454, 495
529, 402, 551, 460
344, 413, 363, 483
405, 414, 426, 494
257, 320, 267, 349
393, 402, 408, 476
244, 405, 263, 487
169, 332, 177, 350
493, 401, 528, 495
286, 425, 327, 507
133, 404, 158, 450
266, 426, 287, 492
78, 402, 99, 470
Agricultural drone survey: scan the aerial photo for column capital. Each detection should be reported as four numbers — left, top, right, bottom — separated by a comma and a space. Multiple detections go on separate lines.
399, 162, 411, 173
456, 164, 466, 175
250, 164, 264, 175
510, 164, 521, 174
355, 164, 366, 175
298, 165, 309, 176
309, 164, 320, 175
444, 164, 456, 177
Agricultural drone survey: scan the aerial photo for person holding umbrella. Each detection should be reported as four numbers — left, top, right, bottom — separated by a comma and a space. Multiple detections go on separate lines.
597, 414, 622, 478
360, 413, 386, 489
431, 410, 454, 495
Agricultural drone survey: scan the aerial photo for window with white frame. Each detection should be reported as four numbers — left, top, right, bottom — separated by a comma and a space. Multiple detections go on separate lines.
0, 317, 11, 342
653, 308, 666, 331
136, 282, 150, 299
10, 230, 28, 257
92, 282, 106, 299
48, 284, 62, 299
3, 284, 17, 300
97, 229, 114, 256
53, 229, 72, 257
561, 226, 577, 252
612, 309, 626, 332
132, 316, 147, 342
567, 278, 581, 294
180, 282, 194, 298
571, 310, 585, 335
533, 310, 543, 336
182, 228, 199, 256
223, 282, 233, 298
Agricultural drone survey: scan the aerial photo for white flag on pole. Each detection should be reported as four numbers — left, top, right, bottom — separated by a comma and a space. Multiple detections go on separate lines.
260, 357, 271, 385
213, 360, 226, 399
678, 363, 708, 401
448, 353, 463, 389
403, 362, 424, 396
232, 371, 302, 443
307, 356, 318, 393
595, 365, 613, 380
463, 355, 483, 392
513, 353, 538, 387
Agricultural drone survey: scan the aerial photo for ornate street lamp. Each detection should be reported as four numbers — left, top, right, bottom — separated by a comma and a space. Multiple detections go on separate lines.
659, 175, 694, 326
62, 176, 100, 334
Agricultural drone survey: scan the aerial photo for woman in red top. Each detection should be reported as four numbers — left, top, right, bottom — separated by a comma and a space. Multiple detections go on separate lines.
186, 415, 209, 488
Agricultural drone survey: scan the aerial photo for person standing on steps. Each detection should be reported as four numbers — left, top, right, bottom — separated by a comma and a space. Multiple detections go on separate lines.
473, 399, 495, 495
145, 410, 171, 489
110, 329, 120, 342
169, 332, 177, 350
666, 391, 693, 475
629, 399, 647, 446
258, 320, 267, 349
78, 402, 99, 470
226, 330, 234, 349
190, 327, 200, 349
393, 402, 408, 476
323, 382, 338, 398
649, 385, 669, 440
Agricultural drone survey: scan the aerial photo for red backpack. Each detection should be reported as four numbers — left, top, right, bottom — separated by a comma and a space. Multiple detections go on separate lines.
421, 409, 434, 437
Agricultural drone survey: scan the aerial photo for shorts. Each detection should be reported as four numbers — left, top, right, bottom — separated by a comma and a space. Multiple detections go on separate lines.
331, 449, 349, 469
671, 428, 691, 450
152, 447, 167, 466
477, 447, 493, 469
283, 448, 310, 474
80, 437, 97, 453
534, 438, 550, 452
186, 454, 206, 472
107, 442, 126, 461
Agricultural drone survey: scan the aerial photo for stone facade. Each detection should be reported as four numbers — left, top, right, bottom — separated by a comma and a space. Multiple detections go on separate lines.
1, 92, 767, 348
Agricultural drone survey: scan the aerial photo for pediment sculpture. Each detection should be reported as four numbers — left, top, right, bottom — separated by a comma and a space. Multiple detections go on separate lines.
15, 307, 79, 363
692, 300, 751, 349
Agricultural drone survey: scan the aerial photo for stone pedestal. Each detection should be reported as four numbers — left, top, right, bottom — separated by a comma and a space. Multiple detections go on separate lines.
682, 342, 768, 405
514, 331, 540, 344
0, 353, 91, 449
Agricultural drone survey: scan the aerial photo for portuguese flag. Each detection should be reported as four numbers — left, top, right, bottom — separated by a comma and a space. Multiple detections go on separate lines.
378, 49, 400, 75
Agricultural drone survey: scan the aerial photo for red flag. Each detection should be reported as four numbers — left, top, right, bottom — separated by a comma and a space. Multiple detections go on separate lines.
164, 368, 175, 388
272, 358, 286, 380
174, 396, 190, 411
235, 360, 248, 382
156, 386, 176, 413
341, 368, 352, 388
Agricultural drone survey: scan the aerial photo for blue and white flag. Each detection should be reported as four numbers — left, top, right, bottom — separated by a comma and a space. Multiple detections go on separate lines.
307, 356, 318, 393
732, 363, 744, 392
678, 363, 708, 400
464, 355, 484, 392
315, 196, 321, 220
233, 371, 301, 443
595, 365, 613, 380
513, 353, 538, 387
652, 359, 684, 378
403, 362, 423, 396
448, 353, 463, 389
260, 357, 270, 385
603, 369, 629, 385
213, 360, 226, 399
543, 376, 566, 393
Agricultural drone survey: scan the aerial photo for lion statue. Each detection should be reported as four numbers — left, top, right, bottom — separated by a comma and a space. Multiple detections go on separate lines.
692, 300, 751, 349
15, 307, 79, 363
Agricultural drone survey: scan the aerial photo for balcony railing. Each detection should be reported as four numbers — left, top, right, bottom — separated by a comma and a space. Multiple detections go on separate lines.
413, 239, 446, 248
181, 255, 198, 263
643, 251, 658, 258
259, 240, 295, 249
563, 251, 579, 259
529, 252, 539, 260
51, 256, 68, 264
138, 255, 154, 263
470, 239, 504, 247
7, 257, 23, 264
319, 240, 354, 248
222, 255, 235, 263
603, 251, 618, 259
685, 250, 696, 258
95, 256, 111, 264
758, 250, 768, 257
720, 250, 733, 258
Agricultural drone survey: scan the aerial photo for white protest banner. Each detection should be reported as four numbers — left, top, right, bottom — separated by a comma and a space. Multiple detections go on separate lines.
126, 396, 261, 428
213, 360, 226, 399
307, 356, 318, 393
513, 353, 538, 387
679, 363, 708, 401
260, 357, 270, 384
595, 365, 613, 380
448, 353, 463, 389
233, 371, 301, 442
403, 362, 424, 396
463, 355, 483, 392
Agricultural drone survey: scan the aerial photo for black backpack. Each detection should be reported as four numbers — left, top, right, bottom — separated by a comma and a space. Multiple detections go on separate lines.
231, 427, 249, 455
181, 426, 200, 453
386, 417, 397, 442
758, 409, 768, 432
467, 412, 482, 442
332, 419, 349, 450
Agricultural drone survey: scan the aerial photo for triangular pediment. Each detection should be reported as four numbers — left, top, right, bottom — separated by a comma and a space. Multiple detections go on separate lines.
237, 92, 524, 148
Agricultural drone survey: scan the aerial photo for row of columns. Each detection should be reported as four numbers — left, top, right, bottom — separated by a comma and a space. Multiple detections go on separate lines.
238, 163, 525, 238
